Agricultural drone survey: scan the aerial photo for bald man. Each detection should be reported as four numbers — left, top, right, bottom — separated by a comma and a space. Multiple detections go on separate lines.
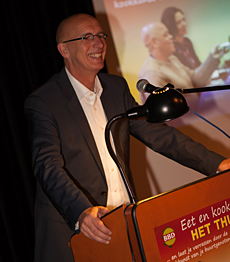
139, 22, 221, 102
24, 15, 230, 262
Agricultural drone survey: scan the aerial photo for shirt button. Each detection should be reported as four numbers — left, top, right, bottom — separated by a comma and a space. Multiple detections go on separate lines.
101, 191, 107, 197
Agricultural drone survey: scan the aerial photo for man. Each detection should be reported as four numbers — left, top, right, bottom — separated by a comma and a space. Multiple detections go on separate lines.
139, 22, 223, 102
24, 14, 230, 262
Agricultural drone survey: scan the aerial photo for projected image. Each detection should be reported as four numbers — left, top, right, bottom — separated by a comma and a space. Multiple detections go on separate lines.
139, 6, 230, 103
92, 0, 230, 198
93, 0, 230, 127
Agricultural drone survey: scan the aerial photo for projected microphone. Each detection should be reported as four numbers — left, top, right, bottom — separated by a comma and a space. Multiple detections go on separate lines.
136, 79, 159, 93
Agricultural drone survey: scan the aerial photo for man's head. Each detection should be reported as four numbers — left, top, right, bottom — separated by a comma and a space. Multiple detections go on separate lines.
141, 22, 175, 61
56, 14, 107, 79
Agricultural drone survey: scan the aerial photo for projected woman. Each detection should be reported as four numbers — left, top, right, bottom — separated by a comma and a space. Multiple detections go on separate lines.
161, 7, 201, 69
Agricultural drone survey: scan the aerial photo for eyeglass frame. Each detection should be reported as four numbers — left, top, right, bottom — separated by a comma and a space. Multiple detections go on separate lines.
62, 32, 108, 43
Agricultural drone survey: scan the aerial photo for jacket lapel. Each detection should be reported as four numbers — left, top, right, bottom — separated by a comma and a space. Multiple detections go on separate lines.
99, 74, 127, 171
99, 76, 118, 125
55, 68, 105, 178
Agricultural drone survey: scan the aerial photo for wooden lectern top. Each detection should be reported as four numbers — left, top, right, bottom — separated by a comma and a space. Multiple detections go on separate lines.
70, 169, 230, 262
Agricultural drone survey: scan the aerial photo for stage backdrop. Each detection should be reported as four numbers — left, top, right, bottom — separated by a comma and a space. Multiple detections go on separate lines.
92, 0, 230, 200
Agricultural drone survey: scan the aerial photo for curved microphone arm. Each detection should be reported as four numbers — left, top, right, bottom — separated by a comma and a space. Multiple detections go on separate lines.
105, 113, 136, 204
104, 85, 189, 205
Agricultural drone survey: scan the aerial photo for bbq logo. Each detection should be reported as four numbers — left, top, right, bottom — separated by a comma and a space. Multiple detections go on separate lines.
162, 227, 176, 248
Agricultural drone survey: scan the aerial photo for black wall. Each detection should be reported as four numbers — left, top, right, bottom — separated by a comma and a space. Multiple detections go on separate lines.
1, 1, 98, 261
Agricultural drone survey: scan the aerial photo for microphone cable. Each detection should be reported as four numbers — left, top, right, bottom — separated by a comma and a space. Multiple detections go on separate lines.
190, 108, 230, 139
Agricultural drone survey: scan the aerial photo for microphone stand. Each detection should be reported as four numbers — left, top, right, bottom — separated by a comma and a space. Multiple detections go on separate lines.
165, 84, 230, 94
105, 113, 136, 204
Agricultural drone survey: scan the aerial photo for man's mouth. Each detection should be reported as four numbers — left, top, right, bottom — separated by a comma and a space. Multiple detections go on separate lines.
88, 53, 102, 58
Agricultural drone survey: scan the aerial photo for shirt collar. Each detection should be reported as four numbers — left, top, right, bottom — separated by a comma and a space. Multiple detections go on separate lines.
150, 54, 175, 66
65, 67, 103, 101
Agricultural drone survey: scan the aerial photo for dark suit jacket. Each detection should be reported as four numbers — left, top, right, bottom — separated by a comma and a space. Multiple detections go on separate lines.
24, 68, 225, 262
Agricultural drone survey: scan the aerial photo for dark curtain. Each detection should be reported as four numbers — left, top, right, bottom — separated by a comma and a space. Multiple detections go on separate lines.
0, 1, 100, 261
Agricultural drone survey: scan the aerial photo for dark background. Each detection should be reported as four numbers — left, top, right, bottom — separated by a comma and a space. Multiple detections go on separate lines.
1, 1, 102, 261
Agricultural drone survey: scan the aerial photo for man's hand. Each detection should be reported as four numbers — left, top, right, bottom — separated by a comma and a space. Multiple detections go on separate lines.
211, 44, 229, 59
217, 159, 230, 172
78, 206, 112, 244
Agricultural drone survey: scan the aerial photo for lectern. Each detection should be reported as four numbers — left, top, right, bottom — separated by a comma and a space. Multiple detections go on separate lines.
70, 169, 230, 262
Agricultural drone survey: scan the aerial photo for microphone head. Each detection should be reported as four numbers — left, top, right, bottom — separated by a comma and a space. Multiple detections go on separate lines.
136, 79, 149, 93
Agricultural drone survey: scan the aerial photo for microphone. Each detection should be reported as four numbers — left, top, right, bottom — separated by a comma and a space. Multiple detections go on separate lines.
137, 79, 230, 95
136, 79, 159, 93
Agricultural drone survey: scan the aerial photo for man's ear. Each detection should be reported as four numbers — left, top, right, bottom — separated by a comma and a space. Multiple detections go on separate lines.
151, 37, 158, 48
57, 43, 69, 58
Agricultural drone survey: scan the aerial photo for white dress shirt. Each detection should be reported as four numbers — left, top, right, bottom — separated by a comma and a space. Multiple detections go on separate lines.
65, 68, 130, 212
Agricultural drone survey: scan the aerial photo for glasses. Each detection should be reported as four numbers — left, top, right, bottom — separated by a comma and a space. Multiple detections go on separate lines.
63, 32, 107, 43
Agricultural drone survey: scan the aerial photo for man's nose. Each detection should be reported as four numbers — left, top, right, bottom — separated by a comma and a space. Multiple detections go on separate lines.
92, 36, 105, 46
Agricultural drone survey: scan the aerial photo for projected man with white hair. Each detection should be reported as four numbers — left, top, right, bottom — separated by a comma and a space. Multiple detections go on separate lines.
139, 22, 222, 102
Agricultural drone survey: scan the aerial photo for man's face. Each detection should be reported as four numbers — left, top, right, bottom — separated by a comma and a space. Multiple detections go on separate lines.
156, 23, 175, 56
174, 11, 187, 37
63, 16, 107, 76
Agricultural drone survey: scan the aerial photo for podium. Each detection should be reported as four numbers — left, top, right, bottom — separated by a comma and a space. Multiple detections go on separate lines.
70, 169, 230, 262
